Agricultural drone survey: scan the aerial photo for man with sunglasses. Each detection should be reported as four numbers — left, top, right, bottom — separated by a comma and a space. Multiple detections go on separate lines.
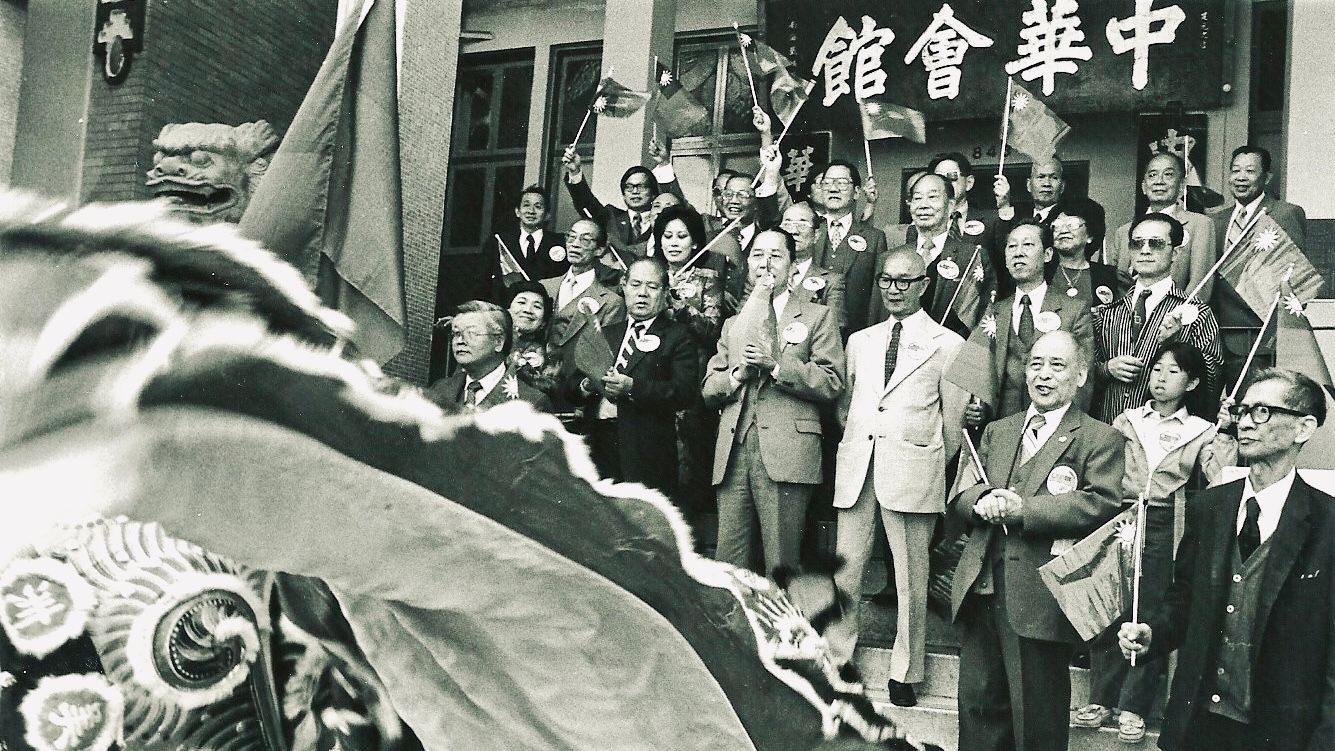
1121, 368, 1335, 751
1092, 213, 1220, 422
826, 248, 967, 707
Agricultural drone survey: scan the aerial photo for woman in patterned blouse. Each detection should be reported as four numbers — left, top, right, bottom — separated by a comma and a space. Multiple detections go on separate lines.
653, 205, 723, 538
505, 281, 561, 396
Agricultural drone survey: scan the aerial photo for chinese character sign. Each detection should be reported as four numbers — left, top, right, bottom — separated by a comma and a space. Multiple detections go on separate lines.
768, 0, 1224, 124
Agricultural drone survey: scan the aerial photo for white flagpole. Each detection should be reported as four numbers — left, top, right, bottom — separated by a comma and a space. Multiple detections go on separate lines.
734, 23, 762, 109
942, 245, 983, 320
675, 216, 744, 278
962, 428, 1007, 534
863, 137, 874, 181
997, 77, 1014, 178
1182, 207, 1268, 302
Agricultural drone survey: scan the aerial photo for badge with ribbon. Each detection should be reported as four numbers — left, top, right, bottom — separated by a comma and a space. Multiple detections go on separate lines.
1035, 311, 1062, 333
1046, 465, 1079, 495
1171, 303, 1199, 326
577, 297, 601, 316
782, 321, 809, 344
548, 245, 567, 262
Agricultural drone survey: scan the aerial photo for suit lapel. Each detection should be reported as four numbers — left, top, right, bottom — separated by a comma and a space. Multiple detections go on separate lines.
1018, 408, 1080, 497
481, 367, 518, 409
884, 328, 940, 396
992, 300, 1013, 385
621, 317, 659, 375
1254, 476, 1314, 641
1207, 485, 1245, 607
778, 299, 804, 350
993, 413, 1025, 488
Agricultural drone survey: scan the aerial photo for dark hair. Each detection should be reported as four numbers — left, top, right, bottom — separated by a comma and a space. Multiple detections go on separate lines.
1231, 144, 1272, 173
505, 280, 554, 336
620, 165, 660, 195
652, 204, 706, 252
627, 256, 670, 286
1130, 212, 1185, 248
1006, 217, 1053, 248
1149, 343, 1212, 418
1144, 151, 1186, 177
823, 160, 863, 187
518, 184, 548, 206
1249, 367, 1327, 426
713, 169, 739, 193
753, 228, 797, 261
724, 171, 756, 186
928, 152, 974, 178
907, 171, 956, 201
454, 300, 513, 356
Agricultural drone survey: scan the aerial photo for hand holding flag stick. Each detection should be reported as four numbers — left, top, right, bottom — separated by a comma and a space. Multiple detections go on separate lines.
1228, 264, 1295, 401
962, 428, 1007, 535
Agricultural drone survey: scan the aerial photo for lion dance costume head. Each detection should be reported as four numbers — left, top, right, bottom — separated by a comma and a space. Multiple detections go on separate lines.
0, 193, 940, 751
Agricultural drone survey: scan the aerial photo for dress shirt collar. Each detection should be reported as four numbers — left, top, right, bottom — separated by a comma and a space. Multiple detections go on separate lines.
560, 267, 597, 308
1132, 275, 1175, 316
826, 212, 853, 236
738, 222, 757, 249
1034, 203, 1057, 223
465, 361, 508, 403
520, 228, 543, 247
888, 308, 931, 328
917, 231, 948, 264
1012, 282, 1048, 331
1139, 401, 1189, 424
791, 257, 813, 284
1240, 467, 1296, 543
1024, 402, 1071, 450
772, 290, 791, 320
1232, 194, 1266, 225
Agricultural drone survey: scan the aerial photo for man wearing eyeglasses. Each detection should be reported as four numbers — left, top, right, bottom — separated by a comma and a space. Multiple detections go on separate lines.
1107, 152, 1217, 299
705, 229, 845, 574
870, 173, 996, 337
1120, 368, 1335, 751
826, 248, 967, 708
810, 160, 886, 337
561, 142, 685, 251
541, 219, 626, 350
1092, 213, 1220, 422
426, 300, 553, 413
564, 257, 699, 494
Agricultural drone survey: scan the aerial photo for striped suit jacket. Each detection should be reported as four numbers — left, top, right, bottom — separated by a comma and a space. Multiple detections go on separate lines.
1091, 287, 1221, 421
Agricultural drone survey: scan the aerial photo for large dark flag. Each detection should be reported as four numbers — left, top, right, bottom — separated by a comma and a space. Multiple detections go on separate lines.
239, 0, 405, 364
1279, 275, 1335, 389
1004, 78, 1071, 162
651, 59, 709, 137
1219, 212, 1324, 318
1039, 507, 1139, 642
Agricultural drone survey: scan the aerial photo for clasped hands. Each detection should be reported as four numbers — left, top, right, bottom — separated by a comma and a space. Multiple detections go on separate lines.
973, 487, 1024, 526
583, 369, 633, 399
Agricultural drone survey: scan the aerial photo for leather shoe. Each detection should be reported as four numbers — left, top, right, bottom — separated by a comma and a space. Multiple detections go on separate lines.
886, 679, 918, 707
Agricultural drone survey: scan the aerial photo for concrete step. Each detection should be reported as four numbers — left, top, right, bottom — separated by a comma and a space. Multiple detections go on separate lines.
855, 646, 1161, 751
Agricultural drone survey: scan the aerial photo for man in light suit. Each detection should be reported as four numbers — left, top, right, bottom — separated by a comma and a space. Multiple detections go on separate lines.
704, 229, 845, 574
811, 161, 886, 336
1209, 145, 1310, 392
426, 301, 553, 413
1121, 368, 1335, 751
541, 219, 626, 347
827, 248, 967, 707
1107, 152, 1217, 299
869, 173, 996, 336
960, 220, 1093, 427
950, 330, 1124, 751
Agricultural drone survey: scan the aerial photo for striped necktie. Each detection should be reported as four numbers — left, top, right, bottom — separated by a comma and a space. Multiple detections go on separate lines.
1227, 207, 1248, 248
1021, 413, 1046, 463
883, 321, 902, 387
615, 321, 647, 372
463, 380, 484, 411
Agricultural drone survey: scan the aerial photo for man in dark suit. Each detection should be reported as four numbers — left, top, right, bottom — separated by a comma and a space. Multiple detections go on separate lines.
704, 229, 845, 574
930, 151, 1002, 271
565, 257, 699, 494
995, 158, 1107, 287
1209, 145, 1311, 393
1121, 368, 1335, 751
560, 144, 684, 252
1052, 206, 1131, 310
950, 330, 1124, 751
484, 185, 570, 303
811, 161, 887, 337
870, 173, 996, 336
426, 301, 553, 413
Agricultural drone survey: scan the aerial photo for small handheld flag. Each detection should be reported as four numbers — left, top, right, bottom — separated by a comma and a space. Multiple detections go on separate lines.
1000, 78, 1070, 163
857, 95, 927, 143
650, 58, 709, 137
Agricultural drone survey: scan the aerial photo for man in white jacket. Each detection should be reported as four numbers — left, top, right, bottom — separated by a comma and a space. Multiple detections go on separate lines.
826, 247, 967, 707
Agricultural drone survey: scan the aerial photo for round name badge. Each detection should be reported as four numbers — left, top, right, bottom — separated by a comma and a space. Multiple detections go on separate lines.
548, 245, 567, 262
1095, 285, 1114, 304
1172, 303, 1199, 326
1046, 465, 1079, 494
1035, 311, 1062, 333
963, 219, 985, 236
1158, 431, 1181, 451
637, 333, 660, 352
577, 297, 601, 315
676, 280, 700, 299
802, 275, 826, 291
936, 258, 960, 280
847, 235, 868, 252
782, 321, 809, 344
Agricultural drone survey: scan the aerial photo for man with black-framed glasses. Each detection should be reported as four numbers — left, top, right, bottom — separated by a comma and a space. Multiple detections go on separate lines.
1121, 367, 1335, 751
1092, 212, 1220, 421
827, 248, 967, 707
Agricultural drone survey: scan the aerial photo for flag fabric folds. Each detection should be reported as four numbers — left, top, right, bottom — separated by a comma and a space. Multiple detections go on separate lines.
1003, 78, 1071, 162
944, 335, 995, 406
651, 59, 709, 137
591, 76, 649, 118
735, 31, 815, 129
729, 281, 780, 372
1220, 212, 1325, 318
857, 95, 928, 144
238, 0, 405, 364
1279, 275, 1335, 389
571, 314, 615, 381
1039, 506, 1140, 642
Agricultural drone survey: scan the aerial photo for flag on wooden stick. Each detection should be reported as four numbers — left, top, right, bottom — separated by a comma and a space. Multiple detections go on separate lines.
857, 95, 927, 143
1002, 78, 1070, 162
1219, 212, 1324, 318
591, 76, 649, 118
1039, 506, 1140, 641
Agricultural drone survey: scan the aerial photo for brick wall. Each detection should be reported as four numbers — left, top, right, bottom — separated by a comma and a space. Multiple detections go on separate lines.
82, 0, 337, 203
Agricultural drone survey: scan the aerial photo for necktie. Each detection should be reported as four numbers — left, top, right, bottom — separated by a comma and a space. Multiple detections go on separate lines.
829, 221, 846, 250
631, 212, 644, 238
525, 234, 536, 259
559, 274, 576, 309
615, 322, 646, 372
1021, 412, 1046, 463
1017, 294, 1035, 343
1227, 208, 1247, 248
464, 380, 484, 411
884, 321, 903, 387
952, 211, 964, 237
1238, 497, 1262, 561
1132, 288, 1152, 337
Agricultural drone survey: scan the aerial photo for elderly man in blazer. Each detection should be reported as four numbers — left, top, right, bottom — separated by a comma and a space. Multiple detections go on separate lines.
1121, 368, 1335, 751
564, 258, 699, 494
951, 329, 1124, 751
960, 220, 1093, 427
811, 161, 886, 336
870, 173, 996, 336
704, 228, 845, 575
426, 301, 553, 413
827, 248, 967, 707
541, 219, 626, 345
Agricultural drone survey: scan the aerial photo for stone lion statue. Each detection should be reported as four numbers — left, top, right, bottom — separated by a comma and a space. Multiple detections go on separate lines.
145, 120, 280, 224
